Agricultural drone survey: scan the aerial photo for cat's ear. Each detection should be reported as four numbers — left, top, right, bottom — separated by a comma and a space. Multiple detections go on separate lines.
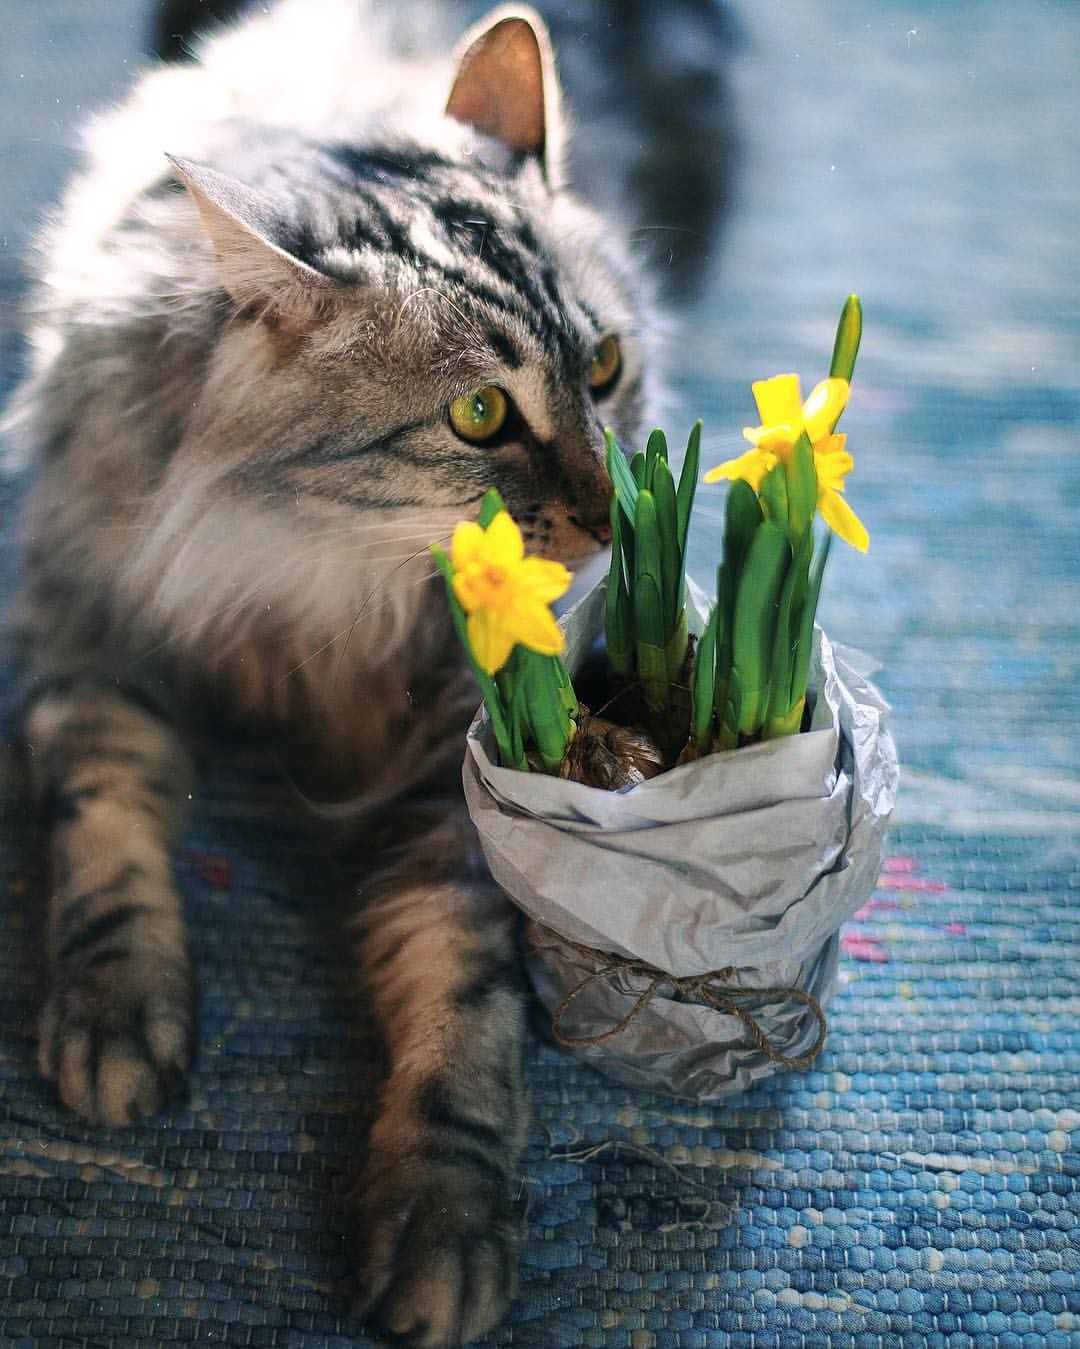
167, 155, 339, 321
445, 7, 563, 182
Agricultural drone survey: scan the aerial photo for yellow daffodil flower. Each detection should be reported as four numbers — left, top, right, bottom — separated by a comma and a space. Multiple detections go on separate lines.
813, 433, 869, 552
743, 373, 849, 456
451, 510, 572, 674
704, 371, 869, 551
703, 373, 849, 487
702, 444, 779, 492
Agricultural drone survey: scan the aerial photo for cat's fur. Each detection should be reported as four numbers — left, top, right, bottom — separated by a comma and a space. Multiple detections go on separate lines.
151, 0, 739, 298
6, 2, 654, 1343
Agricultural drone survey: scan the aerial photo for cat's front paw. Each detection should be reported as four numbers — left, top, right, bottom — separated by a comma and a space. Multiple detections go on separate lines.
356, 1151, 521, 1347
38, 968, 196, 1127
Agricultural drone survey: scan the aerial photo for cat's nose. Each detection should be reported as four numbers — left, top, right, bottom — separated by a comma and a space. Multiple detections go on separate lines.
593, 522, 612, 544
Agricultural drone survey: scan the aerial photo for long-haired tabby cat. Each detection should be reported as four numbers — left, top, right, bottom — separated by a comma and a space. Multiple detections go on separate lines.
7, 1, 661, 1343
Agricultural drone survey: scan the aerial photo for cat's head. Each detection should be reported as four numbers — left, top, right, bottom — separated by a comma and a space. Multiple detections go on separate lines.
170, 7, 653, 569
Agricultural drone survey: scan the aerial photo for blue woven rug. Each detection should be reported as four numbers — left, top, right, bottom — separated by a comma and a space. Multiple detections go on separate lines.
1, 1, 1077, 1345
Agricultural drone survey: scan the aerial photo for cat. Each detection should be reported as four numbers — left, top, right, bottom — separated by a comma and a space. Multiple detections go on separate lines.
151, 0, 738, 299
4, 1, 658, 1343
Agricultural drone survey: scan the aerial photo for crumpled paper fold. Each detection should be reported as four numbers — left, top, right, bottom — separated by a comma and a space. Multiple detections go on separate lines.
462, 578, 899, 1100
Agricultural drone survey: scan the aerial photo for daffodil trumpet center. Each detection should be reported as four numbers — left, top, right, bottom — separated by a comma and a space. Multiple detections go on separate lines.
457, 560, 512, 610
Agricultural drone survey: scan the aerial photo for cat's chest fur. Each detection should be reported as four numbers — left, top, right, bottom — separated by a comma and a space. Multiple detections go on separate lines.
185, 586, 476, 800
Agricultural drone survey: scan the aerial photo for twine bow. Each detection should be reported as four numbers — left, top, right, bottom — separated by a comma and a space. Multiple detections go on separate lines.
545, 930, 827, 1068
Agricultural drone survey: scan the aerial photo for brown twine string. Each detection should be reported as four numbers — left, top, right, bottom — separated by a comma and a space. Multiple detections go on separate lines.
545, 929, 827, 1069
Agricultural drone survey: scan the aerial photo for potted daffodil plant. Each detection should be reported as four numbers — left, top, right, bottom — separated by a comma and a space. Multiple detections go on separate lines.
436, 297, 898, 1100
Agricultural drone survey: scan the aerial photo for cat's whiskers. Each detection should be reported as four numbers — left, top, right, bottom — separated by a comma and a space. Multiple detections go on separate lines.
627, 223, 712, 244
332, 537, 450, 677
104, 516, 449, 552
117, 491, 455, 555
282, 556, 444, 684
129, 514, 450, 671
128, 558, 300, 666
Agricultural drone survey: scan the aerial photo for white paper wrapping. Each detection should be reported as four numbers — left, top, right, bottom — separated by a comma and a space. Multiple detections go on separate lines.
462, 577, 899, 1100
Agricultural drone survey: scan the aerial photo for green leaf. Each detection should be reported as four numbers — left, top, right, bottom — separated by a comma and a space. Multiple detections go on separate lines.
665, 606, 689, 684
765, 701, 804, 739
633, 559, 668, 708
630, 450, 647, 488
554, 654, 579, 719
605, 501, 634, 679
785, 430, 818, 541
521, 653, 575, 772
731, 520, 791, 733
792, 529, 832, 710
633, 491, 665, 649
724, 479, 764, 578
605, 429, 639, 526
651, 456, 680, 638
829, 293, 863, 385
766, 526, 812, 730
716, 478, 764, 715
720, 673, 741, 748
645, 428, 669, 489
477, 487, 505, 530
636, 639, 670, 708
691, 605, 719, 752
713, 560, 733, 741
676, 420, 702, 558
499, 656, 528, 768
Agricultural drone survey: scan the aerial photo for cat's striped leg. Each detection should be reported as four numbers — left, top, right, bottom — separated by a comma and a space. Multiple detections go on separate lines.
350, 810, 526, 1349
26, 679, 197, 1126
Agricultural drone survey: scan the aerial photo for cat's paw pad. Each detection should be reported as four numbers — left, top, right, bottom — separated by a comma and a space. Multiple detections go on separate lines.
356, 1155, 521, 1347
38, 975, 196, 1127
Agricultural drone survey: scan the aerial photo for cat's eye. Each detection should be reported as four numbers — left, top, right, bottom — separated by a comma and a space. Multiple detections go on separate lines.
588, 335, 622, 394
448, 386, 509, 443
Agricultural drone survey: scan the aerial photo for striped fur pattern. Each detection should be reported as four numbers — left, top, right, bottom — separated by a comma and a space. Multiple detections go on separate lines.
6, 2, 654, 1344
28, 681, 196, 1126
348, 806, 529, 1342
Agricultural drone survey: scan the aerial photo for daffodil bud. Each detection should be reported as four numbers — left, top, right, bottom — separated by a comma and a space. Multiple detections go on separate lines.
829, 294, 862, 386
